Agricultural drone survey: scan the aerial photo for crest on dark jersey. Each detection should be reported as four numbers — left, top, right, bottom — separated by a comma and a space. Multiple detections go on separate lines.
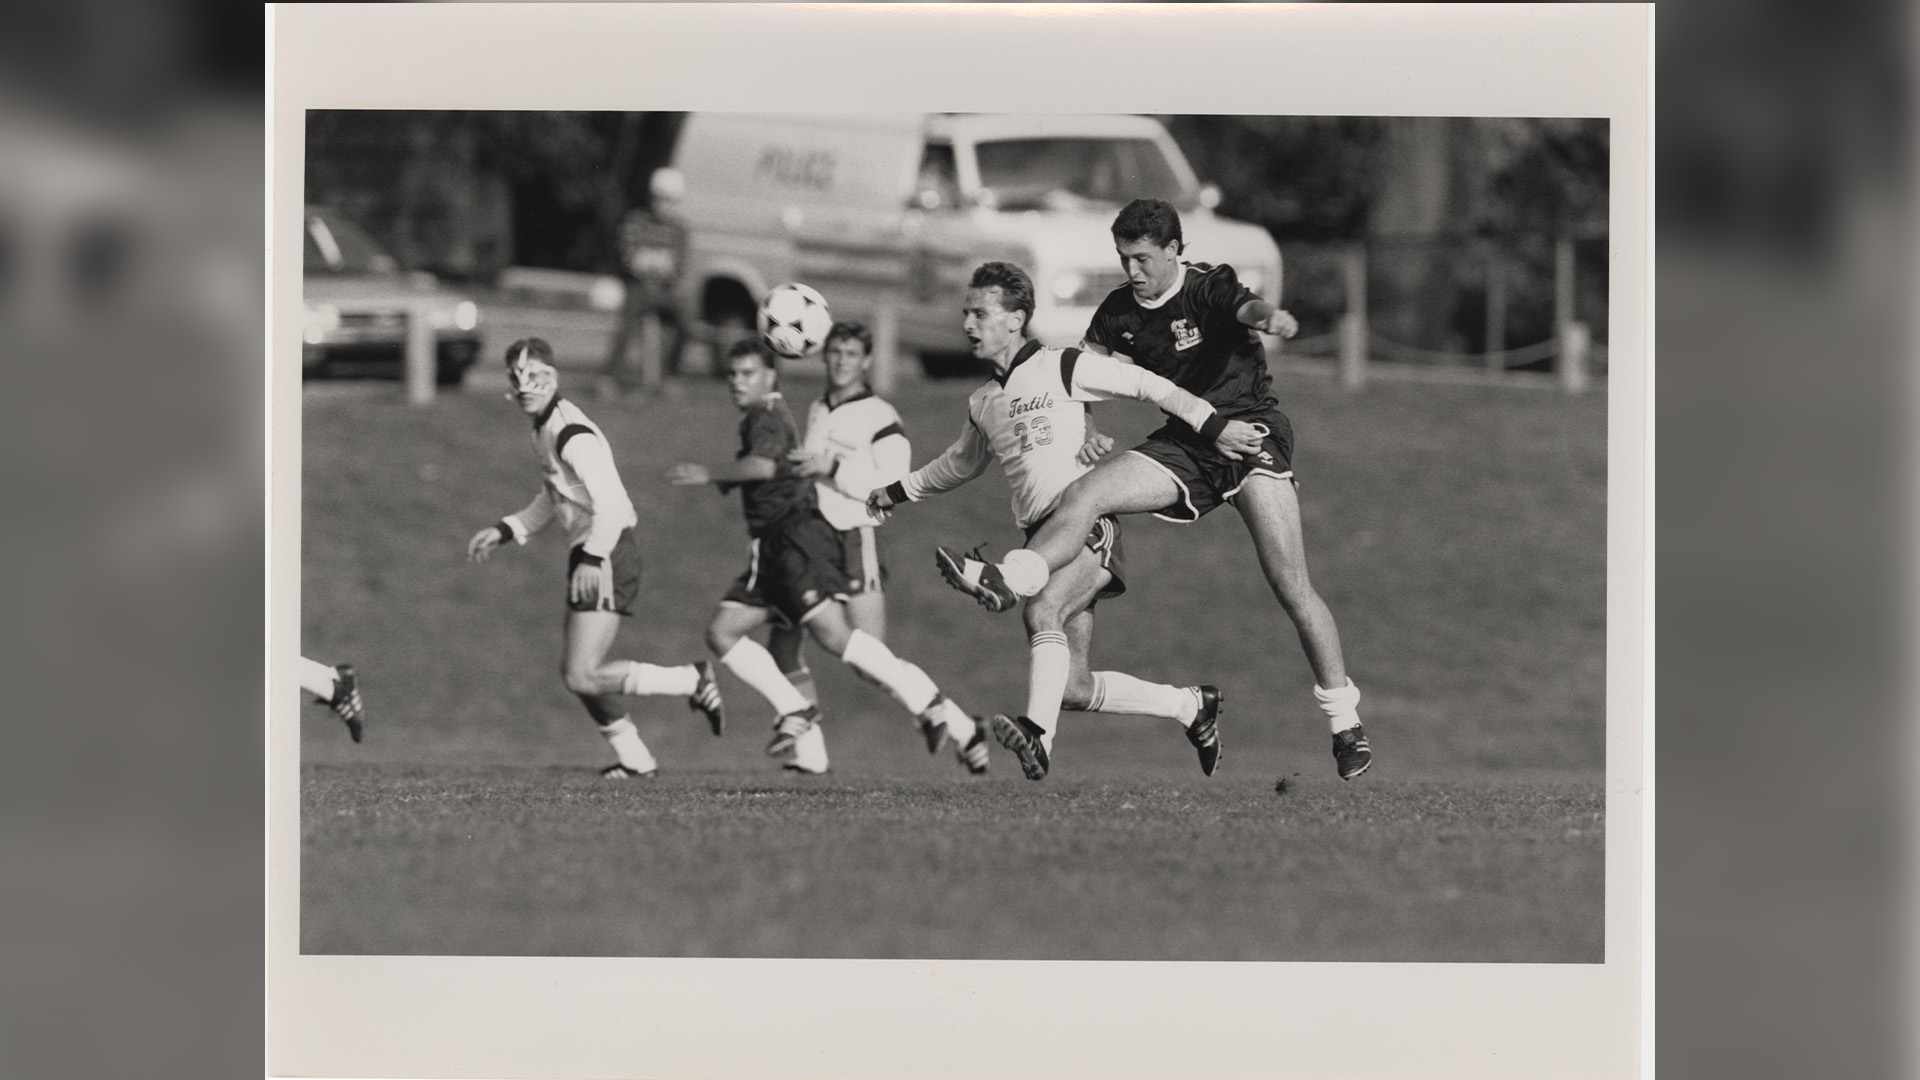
1171, 318, 1203, 352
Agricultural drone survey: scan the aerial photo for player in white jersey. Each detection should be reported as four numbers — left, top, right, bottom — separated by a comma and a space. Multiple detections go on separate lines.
300, 656, 364, 742
763, 321, 910, 773
465, 338, 726, 778
867, 262, 1267, 779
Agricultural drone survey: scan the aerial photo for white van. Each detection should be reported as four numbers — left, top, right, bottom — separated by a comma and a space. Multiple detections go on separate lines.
656, 113, 1283, 369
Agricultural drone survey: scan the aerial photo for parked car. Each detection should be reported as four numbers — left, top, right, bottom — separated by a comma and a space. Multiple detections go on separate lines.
302, 206, 482, 385
655, 113, 1282, 372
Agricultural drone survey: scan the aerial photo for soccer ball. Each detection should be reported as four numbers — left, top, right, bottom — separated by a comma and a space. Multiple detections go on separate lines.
758, 282, 833, 359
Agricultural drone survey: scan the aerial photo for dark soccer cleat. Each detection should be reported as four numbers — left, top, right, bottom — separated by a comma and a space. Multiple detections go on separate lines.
916, 695, 953, 755
1332, 725, 1373, 780
935, 545, 1019, 614
1186, 685, 1223, 776
325, 663, 364, 743
600, 763, 656, 779
990, 713, 1050, 781
767, 705, 821, 757
956, 718, 991, 776
689, 660, 726, 735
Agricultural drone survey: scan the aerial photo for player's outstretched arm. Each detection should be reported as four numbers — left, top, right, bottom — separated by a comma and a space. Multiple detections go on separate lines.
1234, 296, 1299, 339
470, 490, 555, 561
1070, 353, 1262, 460
867, 418, 989, 521
667, 456, 779, 487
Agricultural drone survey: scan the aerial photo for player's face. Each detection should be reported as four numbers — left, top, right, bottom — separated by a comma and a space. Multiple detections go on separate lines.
506, 357, 558, 415
726, 354, 778, 408
1116, 235, 1182, 301
962, 286, 1024, 360
822, 337, 872, 393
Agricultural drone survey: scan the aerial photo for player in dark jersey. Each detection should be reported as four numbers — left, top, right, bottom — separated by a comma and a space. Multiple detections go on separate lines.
669, 340, 990, 775
935, 199, 1371, 780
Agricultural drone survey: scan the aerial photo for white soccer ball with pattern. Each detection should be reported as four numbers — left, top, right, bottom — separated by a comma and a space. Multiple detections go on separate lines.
758, 282, 833, 359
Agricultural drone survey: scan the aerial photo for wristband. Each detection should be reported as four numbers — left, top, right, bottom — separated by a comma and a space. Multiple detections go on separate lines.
1199, 413, 1229, 443
576, 553, 605, 568
883, 480, 910, 506
495, 521, 514, 543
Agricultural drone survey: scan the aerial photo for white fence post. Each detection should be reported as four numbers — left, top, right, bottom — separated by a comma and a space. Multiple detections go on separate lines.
1484, 253, 1507, 371
872, 297, 900, 397
405, 301, 436, 406
1559, 320, 1590, 394
1339, 244, 1367, 390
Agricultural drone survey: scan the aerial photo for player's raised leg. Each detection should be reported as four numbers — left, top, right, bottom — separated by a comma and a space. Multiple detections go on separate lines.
563, 609, 662, 777
768, 622, 829, 774
1232, 473, 1370, 779
1051, 582, 1224, 778
803, 601, 988, 774
707, 603, 820, 756
939, 453, 1178, 611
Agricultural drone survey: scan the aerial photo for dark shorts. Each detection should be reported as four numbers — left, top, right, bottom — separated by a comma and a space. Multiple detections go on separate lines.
1127, 406, 1296, 523
722, 510, 857, 627
568, 528, 644, 615
840, 524, 886, 595
1025, 513, 1126, 603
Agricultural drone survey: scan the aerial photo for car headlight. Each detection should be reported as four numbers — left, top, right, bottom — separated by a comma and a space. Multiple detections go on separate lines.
452, 299, 479, 331
304, 303, 340, 344
1051, 271, 1084, 303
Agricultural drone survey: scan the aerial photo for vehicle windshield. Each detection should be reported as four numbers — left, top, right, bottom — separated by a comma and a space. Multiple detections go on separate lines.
973, 137, 1191, 212
305, 209, 400, 275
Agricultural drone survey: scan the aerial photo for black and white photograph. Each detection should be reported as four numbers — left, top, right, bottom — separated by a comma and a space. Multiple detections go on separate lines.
271, 6, 1648, 1077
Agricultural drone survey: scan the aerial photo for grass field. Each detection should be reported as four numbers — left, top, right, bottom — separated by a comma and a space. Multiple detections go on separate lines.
300, 362, 1607, 961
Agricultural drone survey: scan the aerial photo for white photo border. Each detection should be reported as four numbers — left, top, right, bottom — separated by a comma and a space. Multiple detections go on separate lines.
269, 4, 1651, 1077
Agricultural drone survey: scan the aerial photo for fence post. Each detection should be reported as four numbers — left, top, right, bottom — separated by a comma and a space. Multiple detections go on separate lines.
1559, 320, 1590, 394
871, 297, 900, 397
1338, 244, 1367, 390
1484, 253, 1507, 371
405, 301, 436, 406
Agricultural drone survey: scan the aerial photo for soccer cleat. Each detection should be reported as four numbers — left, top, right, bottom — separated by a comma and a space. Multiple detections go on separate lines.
956, 718, 991, 776
1332, 725, 1373, 780
916, 695, 952, 755
767, 705, 821, 757
935, 545, 1019, 614
688, 660, 726, 735
1186, 685, 1223, 776
600, 763, 656, 779
782, 762, 830, 776
989, 713, 1050, 781
325, 663, 364, 743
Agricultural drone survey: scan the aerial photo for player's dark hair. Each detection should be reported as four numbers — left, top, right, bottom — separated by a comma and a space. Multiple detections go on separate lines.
726, 337, 778, 386
968, 261, 1035, 337
503, 337, 556, 365
1111, 198, 1184, 252
823, 320, 872, 356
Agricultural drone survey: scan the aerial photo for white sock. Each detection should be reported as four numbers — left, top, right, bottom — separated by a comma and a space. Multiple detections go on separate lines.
621, 661, 699, 697
597, 716, 657, 772
839, 629, 939, 716
998, 548, 1050, 598
1314, 678, 1362, 734
1025, 632, 1071, 742
719, 638, 812, 716
928, 694, 976, 743
788, 721, 831, 772
1090, 671, 1198, 726
299, 656, 338, 699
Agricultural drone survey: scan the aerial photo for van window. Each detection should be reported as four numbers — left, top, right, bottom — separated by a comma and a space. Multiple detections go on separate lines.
911, 143, 961, 211
974, 137, 1188, 212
